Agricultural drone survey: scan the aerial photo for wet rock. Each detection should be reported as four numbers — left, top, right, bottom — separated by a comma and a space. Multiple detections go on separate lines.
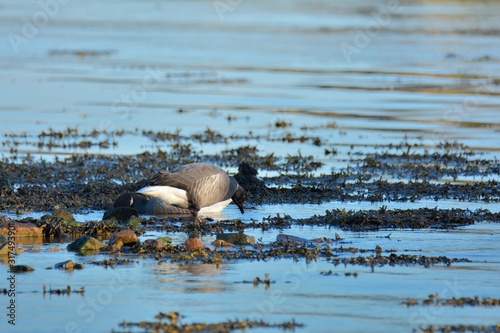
143, 239, 165, 250
0, 218, 43, 238
67, 235, 105, 252
0, 242, 10, 256
127, 216, 142, 227
213, 239, 235, 247
185, 233, 204, 250
51, 208, 77, 225
311, 237, 335, 243
216, 232, 255, 245
10, 265, 34, 273
54, 260, 84, 270
109, 230, 139, 248
276, 234, 309, 244
99, 244, 122, 253
157, 236, 172, 246
103, 207, 139, 224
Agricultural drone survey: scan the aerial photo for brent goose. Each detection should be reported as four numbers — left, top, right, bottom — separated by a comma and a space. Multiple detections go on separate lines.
114, 163, 245, 222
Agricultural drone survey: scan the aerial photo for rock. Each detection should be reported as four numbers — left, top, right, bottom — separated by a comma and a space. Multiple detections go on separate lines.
127, 216, 142, 227
54, 260, 83, 270
157, 236, 172, 246
143, 239, 165, 250
67, 236, 105, 252
10, 265, 34, 273
102, 207, 138, 224
99, 244, 121, 252
213, 239, 234, 247
185, 233, 204, 250
311, 237, 334, 243
51, 208, 77, 224
276, 234, 309, 244
0, 217, 43, 238
216, 232, 255, 245
108, 230, 139, 248
0, 242, 10, 256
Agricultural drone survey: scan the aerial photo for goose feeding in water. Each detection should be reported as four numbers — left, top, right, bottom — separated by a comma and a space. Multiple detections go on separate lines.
114, 163, 245, 222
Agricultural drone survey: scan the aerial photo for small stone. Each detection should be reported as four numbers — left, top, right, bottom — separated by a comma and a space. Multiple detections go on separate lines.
52, 208, 77, 225
99, 244, 122, 252
54, 260, 84, 270
103, 207, 138, 223
276, 234, 308, 244
109, 230, 139, 247
10, 265, 34, 273
67, 236, 105, 252
143, 239, 165, 250
127, 216, 142, 227
216, 232, 255, 245
185, 233, 204, 250
0, 242, 10, 256
157, 236, 172, 246
213, 239, 234, 247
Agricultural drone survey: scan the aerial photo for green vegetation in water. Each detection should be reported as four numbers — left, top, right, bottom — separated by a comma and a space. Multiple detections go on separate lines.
115, 311, 304, 333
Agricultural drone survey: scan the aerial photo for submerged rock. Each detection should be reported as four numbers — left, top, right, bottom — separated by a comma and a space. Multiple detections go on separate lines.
276, 234, 309, 244
10, 265, 34, 273
54, 260, 84, 270
216, 232, 255, 245
109, 230, 139, 248
67, 236, 105, 252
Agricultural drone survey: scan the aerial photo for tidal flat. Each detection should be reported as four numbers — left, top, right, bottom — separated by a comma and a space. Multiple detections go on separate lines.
1, 0, 500, 332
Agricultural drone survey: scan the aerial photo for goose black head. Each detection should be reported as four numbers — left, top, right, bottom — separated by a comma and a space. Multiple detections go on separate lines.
114, 192, 149, 210
231, 185, 245, 214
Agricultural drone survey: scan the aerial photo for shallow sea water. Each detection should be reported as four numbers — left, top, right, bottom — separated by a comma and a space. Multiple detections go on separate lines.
1, 0, 500, 332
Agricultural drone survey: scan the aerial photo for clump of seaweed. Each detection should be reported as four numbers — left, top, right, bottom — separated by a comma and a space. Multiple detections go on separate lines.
418, 324, 500, 333
403, 294, 500, 307
117, 312, 304, 333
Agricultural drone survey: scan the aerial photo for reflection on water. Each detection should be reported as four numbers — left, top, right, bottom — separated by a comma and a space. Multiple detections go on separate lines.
153, 262, 226, 293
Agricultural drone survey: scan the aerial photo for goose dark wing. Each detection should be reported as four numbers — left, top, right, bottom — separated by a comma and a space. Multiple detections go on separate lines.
142, 170, 190, 191
143, 163, 234, 208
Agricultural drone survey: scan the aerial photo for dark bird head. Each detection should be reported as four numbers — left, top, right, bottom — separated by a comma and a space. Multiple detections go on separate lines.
231, 185, 245, 214
114, 192, 149, 210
